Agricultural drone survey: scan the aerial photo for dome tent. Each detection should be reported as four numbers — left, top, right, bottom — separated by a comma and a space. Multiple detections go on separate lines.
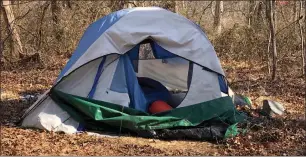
20, 7, 245, 140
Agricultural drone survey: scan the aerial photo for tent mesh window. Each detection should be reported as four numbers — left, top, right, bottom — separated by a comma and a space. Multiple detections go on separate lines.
133, 44, 191, 108
139, 43, 155, 60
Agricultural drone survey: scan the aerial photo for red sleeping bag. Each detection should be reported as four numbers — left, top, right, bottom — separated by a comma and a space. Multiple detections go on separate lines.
148, 100, 173, 114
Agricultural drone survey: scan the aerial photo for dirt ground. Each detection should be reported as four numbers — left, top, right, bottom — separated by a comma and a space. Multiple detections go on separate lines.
1, 57, 305, 156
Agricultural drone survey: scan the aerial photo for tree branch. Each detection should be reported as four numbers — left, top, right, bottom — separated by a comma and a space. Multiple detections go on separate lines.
275, 15, 303, 36
0, 7, 32, 54
198, 1, 213, 25
1, 1, 32, 7
127, 1, 137, 7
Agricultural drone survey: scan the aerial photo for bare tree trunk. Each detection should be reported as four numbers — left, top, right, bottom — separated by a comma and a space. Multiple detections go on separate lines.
126, 0, 137, 8
267, 0, 277, 80
173, 0, 177, 13
0, 2, 3, 61
2, 0, 23, 62
38, 2, 50, 50
62, 0, 71, 9
51, 0, 59, 25
257, 2, 266, 27
109, 0, 125, 11
0, 4, 2, 150
161, 0, 176, 13
51, 0, 62, 41
298, 0, 305, 75
198, 2, 213, 26
292, 1, 297, 22
272, 0, 276, 31
248, 0, 256, 28
304, 0, 306, 120
213, 1, 223, 35
174, 1, 178, 13
267, 32, 271, 74
304, 0, 306, 77
127, 1, 133, 8
279, 3, 289, 25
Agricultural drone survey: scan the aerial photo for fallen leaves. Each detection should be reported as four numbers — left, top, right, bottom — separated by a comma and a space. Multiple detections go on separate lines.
1, 126, 219, 156
1, 55, 305, 156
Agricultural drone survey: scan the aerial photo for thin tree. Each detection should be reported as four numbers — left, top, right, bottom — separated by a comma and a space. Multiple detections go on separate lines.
51, 0, 59, 25
161, 0, 177, 13
2, 0, 23, 62
213, 1, 223, 35
127, 1, 137, 8
304, 0, 306, 76
51, 0, 62, 41
267, 0, 277, 80
248, 0, 256, 28
298, 0, 305, 75
303, 0, 306, 120
109, 0, 125, 12
292, 1, 297, 22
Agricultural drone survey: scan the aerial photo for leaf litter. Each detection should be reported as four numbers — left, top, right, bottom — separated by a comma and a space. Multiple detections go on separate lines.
1, 57, 305, 156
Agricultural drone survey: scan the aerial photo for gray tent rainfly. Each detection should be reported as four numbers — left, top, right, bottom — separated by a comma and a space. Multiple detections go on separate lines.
20, 7, 245, 140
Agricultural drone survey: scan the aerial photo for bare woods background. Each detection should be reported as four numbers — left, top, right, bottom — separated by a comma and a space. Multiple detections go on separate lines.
1, 0, 306, 79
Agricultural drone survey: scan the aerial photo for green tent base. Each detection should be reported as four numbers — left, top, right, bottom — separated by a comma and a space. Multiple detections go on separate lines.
50, 89, 246, 140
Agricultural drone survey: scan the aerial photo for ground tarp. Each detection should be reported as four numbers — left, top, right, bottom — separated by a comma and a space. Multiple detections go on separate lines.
50, 89, 246, 140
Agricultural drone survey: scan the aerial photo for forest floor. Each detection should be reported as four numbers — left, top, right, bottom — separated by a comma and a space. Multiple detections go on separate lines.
1, 55, 305, 156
